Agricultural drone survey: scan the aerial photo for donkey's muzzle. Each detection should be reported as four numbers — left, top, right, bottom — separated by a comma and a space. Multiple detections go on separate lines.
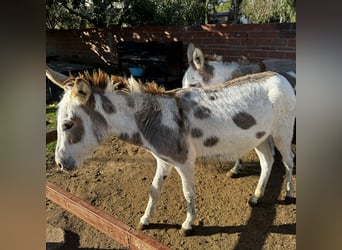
55, 156, 76, 171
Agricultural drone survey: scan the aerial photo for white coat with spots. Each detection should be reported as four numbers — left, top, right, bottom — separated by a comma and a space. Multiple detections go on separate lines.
46, 67, 296, 236
182, 42, 296, 177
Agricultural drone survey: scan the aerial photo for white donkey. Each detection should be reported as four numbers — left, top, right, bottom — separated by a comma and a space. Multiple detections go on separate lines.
46, 67, 296, 236
182, 42, 296, 177
182, 42, 296, 89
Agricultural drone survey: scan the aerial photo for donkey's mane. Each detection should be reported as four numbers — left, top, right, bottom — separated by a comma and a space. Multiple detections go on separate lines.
71, 69, 274, 97
219, 71, 277, 89
76, 69, 111, 89
143, 82, 168, 95
71, 68, 170, 96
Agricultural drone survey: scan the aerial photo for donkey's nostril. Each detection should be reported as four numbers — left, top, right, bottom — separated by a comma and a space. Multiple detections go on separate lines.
57, 162, 64, 170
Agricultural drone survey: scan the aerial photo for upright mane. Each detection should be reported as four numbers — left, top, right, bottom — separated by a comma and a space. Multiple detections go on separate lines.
70, 68, 170, 96
77, 69, 111, 89
226, 71, 276, 86
143, 82, 167, 95
199, 71, 278, 93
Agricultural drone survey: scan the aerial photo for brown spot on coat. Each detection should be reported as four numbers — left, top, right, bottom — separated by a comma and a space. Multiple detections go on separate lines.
199, 63, 214, 83
81, 93, 108, 143
194, 105, 211, 119
134, 97, 189, 164
99, 93, 116, 113
209, 94, 217, 101
256, 131, 266, 139
119, 133, 129, 141
119, 132, 143, 146
203, 136, 219, 147
125, 95, 135, 108
183, 92, 192, 99
131, 132, 143, 146
232, 111, 256, 129
66, 116, 84, 144
191, 128, 203, 138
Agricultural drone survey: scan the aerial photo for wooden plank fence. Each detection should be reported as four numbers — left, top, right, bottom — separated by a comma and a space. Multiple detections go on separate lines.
46, 130, 171, 250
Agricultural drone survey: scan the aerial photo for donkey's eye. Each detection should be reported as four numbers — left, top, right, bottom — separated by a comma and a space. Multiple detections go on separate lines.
62, 121, 74, 131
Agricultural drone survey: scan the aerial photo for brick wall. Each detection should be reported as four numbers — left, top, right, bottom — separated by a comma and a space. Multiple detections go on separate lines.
46, 23, 295, 70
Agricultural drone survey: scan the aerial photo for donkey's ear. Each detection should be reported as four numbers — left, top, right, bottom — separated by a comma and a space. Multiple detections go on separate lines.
71, 79, 91, 104
46, 66, 69, 90
193, 47, 205, 70
187, 42, 195, 63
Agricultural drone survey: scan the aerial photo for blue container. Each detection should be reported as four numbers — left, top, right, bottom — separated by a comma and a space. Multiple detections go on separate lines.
128, 67, 145, 77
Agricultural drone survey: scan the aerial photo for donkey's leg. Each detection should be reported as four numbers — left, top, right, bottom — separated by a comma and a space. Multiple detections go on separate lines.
248, 140, 274, 206
138, 156, 172, 230
268, 136, 275, 156
227, 159, 243, 178
273, 136, 295, 203
173, 164, 196, 236
228, 136, 274, 179
272, 105, 296, 202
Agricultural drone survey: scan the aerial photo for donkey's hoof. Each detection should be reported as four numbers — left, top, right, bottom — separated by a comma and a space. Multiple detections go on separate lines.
137, 223, 148, 230
180, 228, 193, 237
226, 171, 240, 178
284, 196, 296, 204
248, 196, 259, 207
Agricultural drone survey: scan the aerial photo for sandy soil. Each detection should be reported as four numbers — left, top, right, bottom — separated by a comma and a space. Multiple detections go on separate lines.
46, 136, 296, 250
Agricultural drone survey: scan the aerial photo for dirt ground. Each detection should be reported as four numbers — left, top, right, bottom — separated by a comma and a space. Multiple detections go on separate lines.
46, 135, 296, 250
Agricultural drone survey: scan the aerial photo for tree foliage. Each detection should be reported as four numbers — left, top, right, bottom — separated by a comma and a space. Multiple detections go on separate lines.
46, 0, 82, 29
154, 0, 206, 25
216, 0, 232, 12
46, 0, 132, 28
215, 0, 295, 24
240, 0, 296, 23
121, 0, 207, 26
46, 0, 296, 29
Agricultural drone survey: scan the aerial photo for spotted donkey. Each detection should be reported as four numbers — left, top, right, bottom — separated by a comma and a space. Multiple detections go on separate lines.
46, 67, 296, 236
182, 42, 296, 177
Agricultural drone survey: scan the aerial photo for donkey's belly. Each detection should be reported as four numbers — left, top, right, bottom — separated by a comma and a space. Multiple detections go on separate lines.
188, 93, 274, 159
194, 131, 269, 160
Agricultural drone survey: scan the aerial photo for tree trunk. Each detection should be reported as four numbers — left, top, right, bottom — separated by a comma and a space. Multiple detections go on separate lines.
231, 0, 243, 23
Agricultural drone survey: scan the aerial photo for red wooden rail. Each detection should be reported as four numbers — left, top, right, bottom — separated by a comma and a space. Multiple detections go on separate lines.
46, 130, 171, 250
46, 181, 171, 250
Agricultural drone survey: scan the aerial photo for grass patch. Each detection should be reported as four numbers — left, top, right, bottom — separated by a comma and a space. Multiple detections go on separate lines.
46, 102, 58, 131
46, 102, 58, 164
